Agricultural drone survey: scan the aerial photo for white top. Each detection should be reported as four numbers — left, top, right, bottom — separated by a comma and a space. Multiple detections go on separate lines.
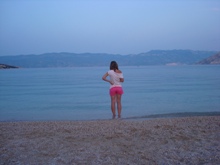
108, 70, 123, 88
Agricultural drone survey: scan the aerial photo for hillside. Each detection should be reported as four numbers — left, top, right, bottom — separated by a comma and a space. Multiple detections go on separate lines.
0, 50, 217, 68
197, 52, 220, 65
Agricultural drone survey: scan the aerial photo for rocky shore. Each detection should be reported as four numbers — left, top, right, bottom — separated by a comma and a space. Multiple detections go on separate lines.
0, 64, 19, 69
0, 116, 219, 164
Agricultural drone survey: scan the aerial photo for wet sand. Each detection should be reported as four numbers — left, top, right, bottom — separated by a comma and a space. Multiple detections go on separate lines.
0, 116, 219, 164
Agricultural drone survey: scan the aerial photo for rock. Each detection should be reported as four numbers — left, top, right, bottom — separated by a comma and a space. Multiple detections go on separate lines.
0, 64, 19, 69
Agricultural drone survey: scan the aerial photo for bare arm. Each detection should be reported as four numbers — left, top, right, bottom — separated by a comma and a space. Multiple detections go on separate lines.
120, 78, 124, 82
102, 72, 113, 85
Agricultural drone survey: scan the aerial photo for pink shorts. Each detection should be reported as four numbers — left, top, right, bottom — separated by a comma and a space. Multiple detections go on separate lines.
109, 87, 124, 96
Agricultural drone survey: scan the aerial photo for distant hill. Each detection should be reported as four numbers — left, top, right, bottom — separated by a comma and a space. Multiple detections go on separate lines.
197, 52, 220, 65
0, 64, 19, 69
0, 50, 217, 68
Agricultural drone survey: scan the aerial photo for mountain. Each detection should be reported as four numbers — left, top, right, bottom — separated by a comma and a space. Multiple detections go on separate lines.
0, 50, 217, 68
197, 52, 220, 65
127, 50, 216, 66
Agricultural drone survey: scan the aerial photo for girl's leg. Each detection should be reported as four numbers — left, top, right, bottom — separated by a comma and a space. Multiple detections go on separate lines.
111, 95, 116, 118
116, 94, 122, 117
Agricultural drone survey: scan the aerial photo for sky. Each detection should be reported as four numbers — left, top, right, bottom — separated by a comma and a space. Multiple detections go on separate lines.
0, 0, 220, 56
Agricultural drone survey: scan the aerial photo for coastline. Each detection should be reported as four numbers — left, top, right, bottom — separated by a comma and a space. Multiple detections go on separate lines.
124, 111, 220, 120
1, 111, 220, 122
0, 115, 220, 164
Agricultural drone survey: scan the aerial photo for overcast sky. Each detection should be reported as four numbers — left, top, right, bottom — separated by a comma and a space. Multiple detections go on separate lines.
0, 0, 220, 56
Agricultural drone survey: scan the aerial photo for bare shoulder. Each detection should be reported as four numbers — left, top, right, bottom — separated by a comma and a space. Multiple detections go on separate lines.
116, 69, 122, 73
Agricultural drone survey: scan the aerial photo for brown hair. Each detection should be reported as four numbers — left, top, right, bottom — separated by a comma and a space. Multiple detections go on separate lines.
110, 61, 119, 71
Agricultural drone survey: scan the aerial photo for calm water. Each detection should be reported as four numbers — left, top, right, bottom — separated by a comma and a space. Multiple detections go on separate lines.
0, 65, 220, 121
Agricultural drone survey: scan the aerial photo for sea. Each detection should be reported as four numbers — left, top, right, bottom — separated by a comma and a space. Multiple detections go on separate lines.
0, 65, 220, 121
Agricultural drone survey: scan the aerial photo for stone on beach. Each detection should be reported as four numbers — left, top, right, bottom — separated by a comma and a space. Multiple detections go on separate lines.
0, 116, 219, 164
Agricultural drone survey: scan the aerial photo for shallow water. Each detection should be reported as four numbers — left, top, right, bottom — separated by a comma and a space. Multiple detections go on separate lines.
0, 65, 220, 121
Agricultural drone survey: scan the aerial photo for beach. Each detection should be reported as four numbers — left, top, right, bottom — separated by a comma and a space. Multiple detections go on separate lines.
0, 116, 219, 164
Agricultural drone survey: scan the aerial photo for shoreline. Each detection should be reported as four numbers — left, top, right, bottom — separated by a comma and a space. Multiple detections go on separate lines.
124, 111, 220, 120
1, 111, 220, 123
0, 115, 220, 164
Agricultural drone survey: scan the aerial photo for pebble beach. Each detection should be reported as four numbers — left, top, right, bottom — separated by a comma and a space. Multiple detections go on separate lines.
0, 116, 220, 164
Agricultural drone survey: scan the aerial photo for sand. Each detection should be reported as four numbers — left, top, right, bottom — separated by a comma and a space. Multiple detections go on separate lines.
0, 116, 220, 165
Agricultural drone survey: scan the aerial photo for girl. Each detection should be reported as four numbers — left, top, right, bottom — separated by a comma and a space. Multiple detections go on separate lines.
102, 61, 124, 118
